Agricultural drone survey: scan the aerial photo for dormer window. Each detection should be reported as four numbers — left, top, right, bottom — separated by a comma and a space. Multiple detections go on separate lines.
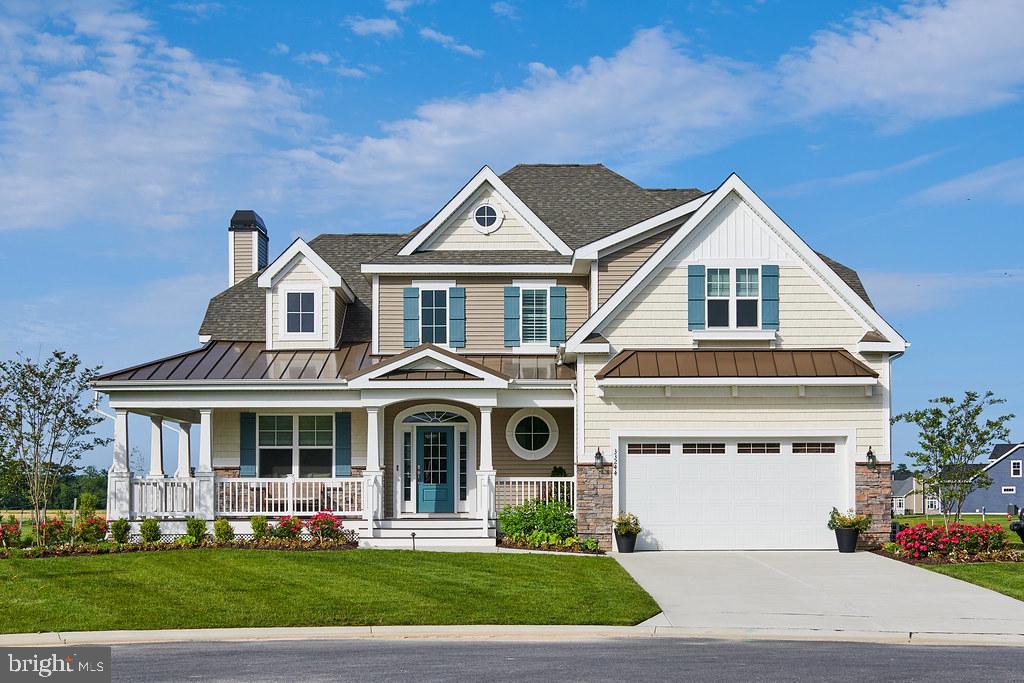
286, 292, 316, 333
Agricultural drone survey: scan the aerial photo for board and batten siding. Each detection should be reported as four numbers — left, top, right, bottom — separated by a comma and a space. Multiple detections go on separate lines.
597, 226, 677, 307
232, 231, 254, 285
423, 183, 549, 252
377, 276, 589, 354
270, 259, 334, 350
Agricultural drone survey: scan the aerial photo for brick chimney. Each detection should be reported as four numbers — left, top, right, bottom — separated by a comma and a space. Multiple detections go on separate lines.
228, 210, 269, 286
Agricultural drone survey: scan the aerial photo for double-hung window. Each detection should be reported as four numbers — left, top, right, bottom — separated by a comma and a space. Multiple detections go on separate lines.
521, 288, 549, 344
706, 267, 760, 328
1012, 461, 1022, 478
257, 415, 334, 478
420, 289, 447, 345
285, 292, 316, 334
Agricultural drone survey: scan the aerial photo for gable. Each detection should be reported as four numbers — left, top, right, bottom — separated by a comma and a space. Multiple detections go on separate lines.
421, 182, 553, 252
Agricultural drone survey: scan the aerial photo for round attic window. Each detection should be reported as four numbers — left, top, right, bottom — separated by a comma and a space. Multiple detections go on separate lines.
472, 202, 503, 234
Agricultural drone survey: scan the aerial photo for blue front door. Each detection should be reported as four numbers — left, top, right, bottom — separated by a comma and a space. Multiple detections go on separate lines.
416, 426, 454, 513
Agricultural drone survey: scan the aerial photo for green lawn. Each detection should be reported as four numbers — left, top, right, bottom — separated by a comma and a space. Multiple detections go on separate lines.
928, 563, 1024, 602
895, 514, 1023, 548
0, 549, 658, 634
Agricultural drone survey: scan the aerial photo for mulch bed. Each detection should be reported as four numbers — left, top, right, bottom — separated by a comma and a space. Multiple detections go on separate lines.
496, 539, 604, 555
872, 548, 1024, 566
1, 539, 358, 560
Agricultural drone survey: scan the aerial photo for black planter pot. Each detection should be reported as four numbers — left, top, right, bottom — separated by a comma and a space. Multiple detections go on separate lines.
835, 528, 859, 553
615, 531, 637, 553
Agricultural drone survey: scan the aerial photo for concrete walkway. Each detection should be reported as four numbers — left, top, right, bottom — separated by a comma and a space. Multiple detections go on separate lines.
616, 550, 1024, 636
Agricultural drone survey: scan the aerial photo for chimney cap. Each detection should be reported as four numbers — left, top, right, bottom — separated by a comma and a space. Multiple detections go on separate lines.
229, 210, 267, 235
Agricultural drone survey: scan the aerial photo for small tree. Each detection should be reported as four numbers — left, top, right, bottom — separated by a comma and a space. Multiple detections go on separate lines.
893, 391, 1014, 530
0, 351, 111, 543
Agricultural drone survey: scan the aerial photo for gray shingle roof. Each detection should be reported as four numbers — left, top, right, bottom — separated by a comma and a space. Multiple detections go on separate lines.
369, 250, 573, 265
815, 252, 875, 311
892, 477, 915, 497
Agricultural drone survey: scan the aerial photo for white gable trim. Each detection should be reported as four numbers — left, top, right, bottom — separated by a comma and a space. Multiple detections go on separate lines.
565, 174, 908, 351
575, 194, 709, 259
397, 166, 573, 257
347, 347, 510, 389
981, 444, 1024, 473
257, 238, 353, 301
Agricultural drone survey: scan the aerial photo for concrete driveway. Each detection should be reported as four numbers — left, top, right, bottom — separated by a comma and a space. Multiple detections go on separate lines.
616, 551, 1024, 636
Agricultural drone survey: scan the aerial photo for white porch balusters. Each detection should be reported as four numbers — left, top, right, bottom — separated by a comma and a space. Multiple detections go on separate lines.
194, 409, 215, 520
106, 409, 131, 521
476, 406, 496, 536
363, 407, 383, 536
148, 416, 165, 478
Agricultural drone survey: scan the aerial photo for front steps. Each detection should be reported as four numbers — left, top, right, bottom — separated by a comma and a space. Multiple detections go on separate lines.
358, 517, 497, 549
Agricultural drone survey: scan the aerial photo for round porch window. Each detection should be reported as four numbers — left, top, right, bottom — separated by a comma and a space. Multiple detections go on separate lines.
506, 408, 558, 460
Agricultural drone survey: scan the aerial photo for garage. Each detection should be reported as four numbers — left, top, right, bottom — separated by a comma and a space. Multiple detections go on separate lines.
619, 437, 851, 550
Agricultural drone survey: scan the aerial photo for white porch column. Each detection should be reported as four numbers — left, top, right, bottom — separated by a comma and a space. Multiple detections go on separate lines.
107, 409, 131, 521
148, 417, 165, 478
175, 424, 192, 478
363, 407, 383, 537
476, 406, 496, 536
194, 409, 215, 520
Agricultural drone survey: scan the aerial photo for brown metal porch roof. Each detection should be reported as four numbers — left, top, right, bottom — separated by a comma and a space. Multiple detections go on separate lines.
595, 349, 878, 380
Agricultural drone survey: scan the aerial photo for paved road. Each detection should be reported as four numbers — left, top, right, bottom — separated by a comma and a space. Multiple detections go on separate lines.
111, 638, 1024, 682
616, 551, 1024, 634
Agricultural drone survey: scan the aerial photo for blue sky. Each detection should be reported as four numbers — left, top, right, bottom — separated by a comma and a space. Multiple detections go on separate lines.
0, 0, 1022, 470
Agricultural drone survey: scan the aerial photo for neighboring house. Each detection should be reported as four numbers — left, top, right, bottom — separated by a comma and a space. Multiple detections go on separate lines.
95, 165, 908, 550
891, 477, 914, 515
962, 443, 1024, 515
890, 476, 939, 515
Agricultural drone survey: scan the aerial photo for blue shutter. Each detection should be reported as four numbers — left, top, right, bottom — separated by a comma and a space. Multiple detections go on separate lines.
503, 287, 520, 347
549, 286, 566, 347
239, 412, 257, 477
762, 265, 779, 330
403, 287, 419, 348
334, 412, 352, 477
449, 287, 466, 349
687, 265, 706, 331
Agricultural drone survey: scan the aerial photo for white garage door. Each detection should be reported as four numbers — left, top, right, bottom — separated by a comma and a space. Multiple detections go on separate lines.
622, 438, 850, 550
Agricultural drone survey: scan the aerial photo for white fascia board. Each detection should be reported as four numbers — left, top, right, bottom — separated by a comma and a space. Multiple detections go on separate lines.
96, 380, 350, 391
257, 238, 350, 298
362, 263, 576, 275
567, 342, 611, 354
398, 166, 572, 256
198, 334, 212, 344
858, 341, 908, 354
982, 444, 1024, 472
596, 376, 877, 387
575, 194, 709, 259
691, 329, 777, 342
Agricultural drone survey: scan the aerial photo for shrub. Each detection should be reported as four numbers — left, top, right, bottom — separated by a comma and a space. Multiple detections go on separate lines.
78, 492, 98, 520
613, 512, 641, 536
550, 466, 568, 477
139, 518, 161, 544
895, 522, 1008, 560
183, 517, 208, 546
882, 541, 901, 556
110, 518, 130, 544
827, 508, 872, 532
306, 511, 344, 542
214, 518, 235, 543
272, 516, 303, 540
39, 517, 67, 545
250, 515, 269, 539
1, 516, 22, 549
76, 516, 108, 543
498, 499, 575, 541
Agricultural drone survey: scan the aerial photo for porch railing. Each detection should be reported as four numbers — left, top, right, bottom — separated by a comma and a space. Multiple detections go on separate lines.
494, 477, 575, 514
131, 478, 196, 518
215, 477, 363, 517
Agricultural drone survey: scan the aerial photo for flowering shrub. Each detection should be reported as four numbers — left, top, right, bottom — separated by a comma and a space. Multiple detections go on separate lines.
272, 516, 303, 539
39, 517, 66, 545
76, 516, 108, 544
306, 511, 344, 542
1, 516, 22, 548
895, 522, 1008, 560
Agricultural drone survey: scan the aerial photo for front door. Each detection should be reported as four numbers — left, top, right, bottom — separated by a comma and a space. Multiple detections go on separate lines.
416, 426, 454, 513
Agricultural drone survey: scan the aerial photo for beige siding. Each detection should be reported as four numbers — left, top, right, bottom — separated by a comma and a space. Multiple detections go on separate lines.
597, 226, 676, 307
776, 267, 866, 348
424, 183, 550, 251
334, 292, 348, 344
491, 408, 573, 477
231, 231, 254, 285
580, 354, 886, 461
378, 276, 589, 354
270, 258, 334, 350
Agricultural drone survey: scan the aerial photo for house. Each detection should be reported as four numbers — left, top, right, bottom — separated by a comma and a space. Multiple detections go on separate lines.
891, 475, 939, 515
94, 165, 908, 550
962, 443, 1024, 515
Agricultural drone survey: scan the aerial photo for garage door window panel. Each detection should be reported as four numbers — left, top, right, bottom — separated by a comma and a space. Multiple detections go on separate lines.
738, 442, 781, 455
681, 443, 726, 455
627, 443, 671, 455
792, 442, 836, 454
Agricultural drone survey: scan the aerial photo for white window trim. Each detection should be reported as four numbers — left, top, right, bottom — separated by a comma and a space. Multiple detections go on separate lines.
1012, 460, 1022, 478
925, 497, 940, 511
471, 200, 503, 234
1002, 486, 1017, 495
256, 413, 335, 479
705, 266, 761, 331
505, 408, 559, 460
513, 279, 556, 352
413, 280, 456, 350
277, 285, 322, 340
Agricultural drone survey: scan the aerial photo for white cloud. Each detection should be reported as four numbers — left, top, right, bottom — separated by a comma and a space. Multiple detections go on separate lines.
347, 16, 401, 37
861, 269, 1024, 315
384, 0, 418, 13
491, 2, 518, 19
773, 150, 944, 197
295, 51, 331, 66
270, 42, 289, 55
916, 158, 1024, 204
419, 27, 484, 57
779, 0, 1024, 127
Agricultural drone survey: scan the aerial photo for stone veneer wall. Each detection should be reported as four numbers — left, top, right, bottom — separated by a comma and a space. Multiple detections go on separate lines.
855, 461, 892, 548
576, 464, 613, 550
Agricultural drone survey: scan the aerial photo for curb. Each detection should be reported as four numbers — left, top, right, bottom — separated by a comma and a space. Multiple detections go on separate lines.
2, 625, 1024, 648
